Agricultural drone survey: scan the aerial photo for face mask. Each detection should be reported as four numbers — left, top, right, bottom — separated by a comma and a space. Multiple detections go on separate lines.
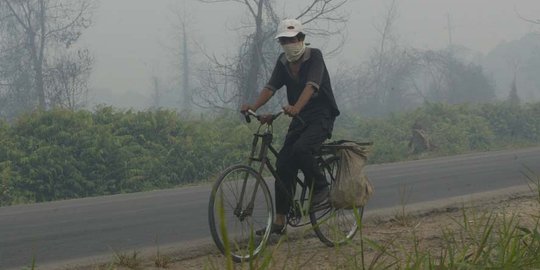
282, 42, 305, 62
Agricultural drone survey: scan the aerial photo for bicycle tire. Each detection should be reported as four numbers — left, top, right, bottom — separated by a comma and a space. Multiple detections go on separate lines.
310, 156, 363, 247
208, 164, 274, 262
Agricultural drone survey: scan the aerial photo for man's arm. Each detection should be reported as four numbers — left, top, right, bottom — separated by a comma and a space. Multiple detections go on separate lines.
284, 84, 315, 116
241, 88, 274, 113
252, 88, 274, 111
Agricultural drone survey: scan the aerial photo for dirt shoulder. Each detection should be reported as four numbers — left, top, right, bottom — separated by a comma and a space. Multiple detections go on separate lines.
67, 185, 539, 270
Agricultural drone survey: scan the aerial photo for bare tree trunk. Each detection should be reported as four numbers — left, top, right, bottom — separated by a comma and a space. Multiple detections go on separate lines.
372, 0, 397, 115
152, 76, 161, 109
236, 0, 265, 107
508, 72, 520, 105
8, 0, 47, 109
36, 0, 46, 108
181, 23, 191, 110
28, 30, 45, 109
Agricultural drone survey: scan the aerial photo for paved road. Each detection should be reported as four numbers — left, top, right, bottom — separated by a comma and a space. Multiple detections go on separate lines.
1, 147, 540, 269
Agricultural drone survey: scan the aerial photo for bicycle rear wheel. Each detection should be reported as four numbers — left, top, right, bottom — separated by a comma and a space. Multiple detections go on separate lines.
310, 156, 363, 246
208, 164, 274, 262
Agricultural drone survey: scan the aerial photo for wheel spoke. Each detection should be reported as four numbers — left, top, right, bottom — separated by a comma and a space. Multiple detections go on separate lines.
209, 165, 273, 262
311, 157, 361, 246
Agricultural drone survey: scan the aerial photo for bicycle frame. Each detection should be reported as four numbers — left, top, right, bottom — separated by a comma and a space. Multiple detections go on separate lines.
234, 124, 275, 219
235, 120, 314, 226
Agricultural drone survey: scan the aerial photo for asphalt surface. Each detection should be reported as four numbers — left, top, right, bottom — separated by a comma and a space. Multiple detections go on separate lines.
1, 147, 540, 269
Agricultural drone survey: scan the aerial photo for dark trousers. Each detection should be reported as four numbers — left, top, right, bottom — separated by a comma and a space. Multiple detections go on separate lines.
274, 118, 332, 215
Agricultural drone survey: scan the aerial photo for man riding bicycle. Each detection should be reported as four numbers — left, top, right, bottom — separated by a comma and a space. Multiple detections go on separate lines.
241, 18, 340, 235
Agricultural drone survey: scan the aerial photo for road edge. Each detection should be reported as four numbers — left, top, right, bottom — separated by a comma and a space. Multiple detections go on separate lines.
35, 184, 536, 270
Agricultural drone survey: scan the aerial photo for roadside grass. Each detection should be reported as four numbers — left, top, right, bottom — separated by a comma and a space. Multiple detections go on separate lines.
523, 165, 540, 204
201, 181, 540, 269
26, 175, 540, 269
153, 248, 172, 269
88, 262, 116, 270
377, 197, 540, 269
393, 183, 414, 227
35, 191, 537, 270
408, 209, 540, 268
112, 250, 142, 269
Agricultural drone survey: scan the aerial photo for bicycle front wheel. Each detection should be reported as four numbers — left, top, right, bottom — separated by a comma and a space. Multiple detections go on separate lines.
208, 164, 274, 262
310, 156, 363, 247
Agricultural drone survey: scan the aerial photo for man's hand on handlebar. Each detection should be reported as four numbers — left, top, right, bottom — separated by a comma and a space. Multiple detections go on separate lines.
240, 106, 282, 125
240, 104, 255, 114
240, 104, 256, 123
283, 105, 300, 117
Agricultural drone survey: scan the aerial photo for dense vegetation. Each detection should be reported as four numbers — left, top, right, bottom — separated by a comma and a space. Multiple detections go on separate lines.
1, 102, 539, 206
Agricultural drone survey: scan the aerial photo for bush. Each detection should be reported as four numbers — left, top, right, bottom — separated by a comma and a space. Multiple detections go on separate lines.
1, 108, 259, 203
1, 102, 539, 205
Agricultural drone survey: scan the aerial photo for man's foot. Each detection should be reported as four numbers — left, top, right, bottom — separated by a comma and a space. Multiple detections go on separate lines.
310, 186, 330, 212
255, 223, 286, 236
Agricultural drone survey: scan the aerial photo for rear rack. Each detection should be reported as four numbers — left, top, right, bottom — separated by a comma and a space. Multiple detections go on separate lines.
319, 140, 373, 156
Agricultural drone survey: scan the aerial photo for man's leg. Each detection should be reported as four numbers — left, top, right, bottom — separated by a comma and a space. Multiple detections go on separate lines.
255, 129, 300, 235
292, 121, 330, 195
275, 132, 300, 217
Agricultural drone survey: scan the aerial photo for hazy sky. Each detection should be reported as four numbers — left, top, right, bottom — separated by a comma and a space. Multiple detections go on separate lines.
80, 0, 540, 100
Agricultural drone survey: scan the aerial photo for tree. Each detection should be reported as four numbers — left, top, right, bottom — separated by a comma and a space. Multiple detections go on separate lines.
150, 76, 162, 109
340, 0, 423, 116
181, 22, 191, 111
0, 3, 35, 118
483, 33, 540, 101
334, 1, 496, 117
0, 0, 94, 114
195, 0, 349, 111
46, 49, 93, 110
422, 49, 496, 104
507, 74, 520, 105
169, 5, 194, 112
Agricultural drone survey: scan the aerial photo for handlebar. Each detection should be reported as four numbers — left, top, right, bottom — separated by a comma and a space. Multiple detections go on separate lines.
243, 109, 305, 126
243, 109, 283, 124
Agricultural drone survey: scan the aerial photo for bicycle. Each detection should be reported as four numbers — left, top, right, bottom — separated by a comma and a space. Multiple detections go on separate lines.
208, 110, 367, 262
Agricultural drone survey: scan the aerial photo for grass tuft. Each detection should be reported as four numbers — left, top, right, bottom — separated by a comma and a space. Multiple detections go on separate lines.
522, 165, 540, 204
154, 249, 172, 268
113, 250, 142, 269
393, 184, 414, 226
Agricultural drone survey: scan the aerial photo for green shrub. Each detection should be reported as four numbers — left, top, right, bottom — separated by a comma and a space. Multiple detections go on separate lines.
1, 108, 263, 203
1, 102, 539, 204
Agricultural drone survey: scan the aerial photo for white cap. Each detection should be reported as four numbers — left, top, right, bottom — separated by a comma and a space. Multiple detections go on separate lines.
275, 19, 304, 39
